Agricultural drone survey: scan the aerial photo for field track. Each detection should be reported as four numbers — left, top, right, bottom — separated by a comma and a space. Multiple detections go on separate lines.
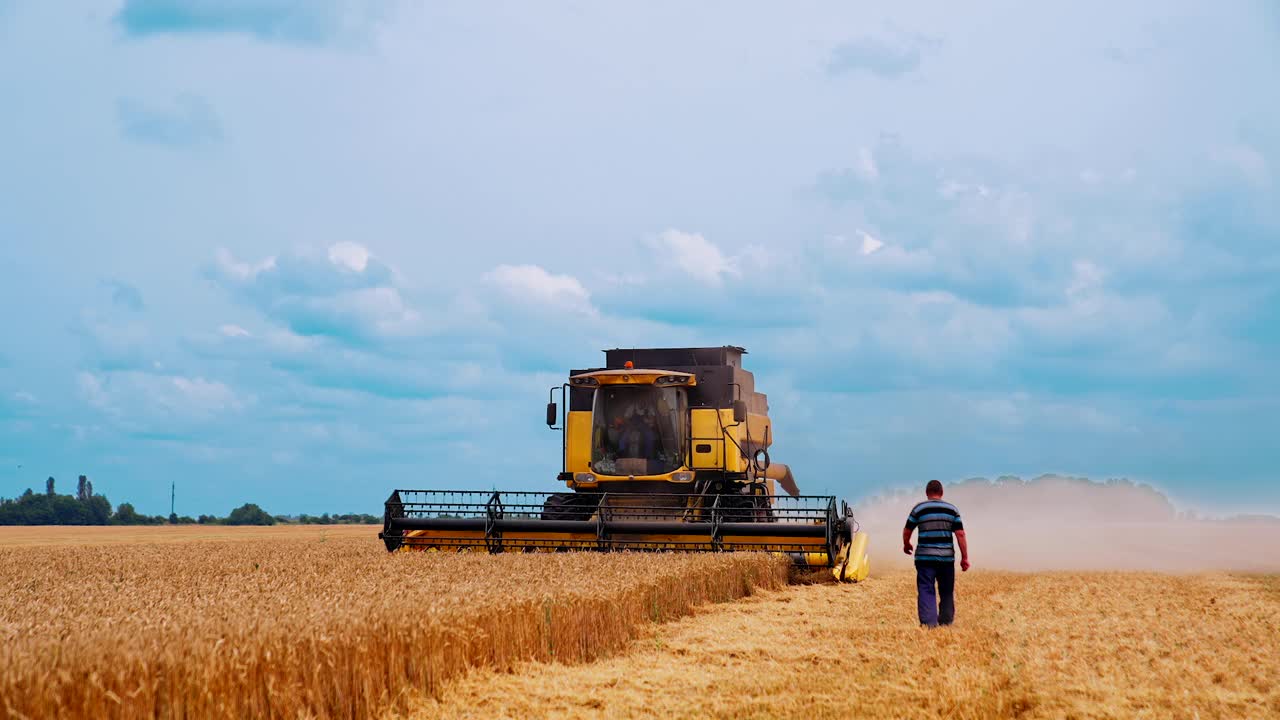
409, 569, 1280, 720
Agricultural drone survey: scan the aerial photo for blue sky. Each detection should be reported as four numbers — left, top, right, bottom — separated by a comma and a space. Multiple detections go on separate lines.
1, 1, 1277, 516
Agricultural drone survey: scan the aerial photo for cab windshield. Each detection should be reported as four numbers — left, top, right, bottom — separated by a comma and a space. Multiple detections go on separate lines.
590, 386, 686, 476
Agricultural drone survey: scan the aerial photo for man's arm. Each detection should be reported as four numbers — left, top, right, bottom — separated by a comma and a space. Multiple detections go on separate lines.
902, 526, 914, 555
955, 528, 970, 571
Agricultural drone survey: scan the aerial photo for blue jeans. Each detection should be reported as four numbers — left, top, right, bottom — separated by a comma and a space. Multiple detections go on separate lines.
916, 561, 955, 627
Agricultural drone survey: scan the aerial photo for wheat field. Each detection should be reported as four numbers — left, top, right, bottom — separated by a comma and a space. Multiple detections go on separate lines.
410, 569, 1280, 720
0, 524, 376, 547
5, 526, 1277, 720
0, 530, 786, 719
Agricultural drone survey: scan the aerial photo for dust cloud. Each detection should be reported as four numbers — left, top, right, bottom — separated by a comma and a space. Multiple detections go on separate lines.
855, 475, 1280, 573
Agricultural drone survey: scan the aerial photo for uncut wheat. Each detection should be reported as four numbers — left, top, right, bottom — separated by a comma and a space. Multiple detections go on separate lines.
0, 536, 787, 719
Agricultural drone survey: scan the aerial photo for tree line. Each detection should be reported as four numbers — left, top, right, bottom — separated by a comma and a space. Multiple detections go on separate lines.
0, 476, 375, 526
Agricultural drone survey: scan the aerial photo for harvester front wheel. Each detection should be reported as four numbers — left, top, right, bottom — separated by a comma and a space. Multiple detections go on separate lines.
541, 492, 597, 521
719, 491, 774, 523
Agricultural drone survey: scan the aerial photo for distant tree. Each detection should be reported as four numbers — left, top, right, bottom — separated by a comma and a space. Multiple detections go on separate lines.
49, 495, 93, 524
226, 503, 276, 526
0, 481, 370, 526
112, 503, 141, 525
330, 513, 380, 524
85, 495, 111, 525
0, 492, 54, 524
0, 487, 111, 525
294, 512, 378, 525
109, 503, 163, 525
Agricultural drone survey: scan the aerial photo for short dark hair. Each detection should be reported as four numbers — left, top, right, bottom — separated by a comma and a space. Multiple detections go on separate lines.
925, 480, 943, 496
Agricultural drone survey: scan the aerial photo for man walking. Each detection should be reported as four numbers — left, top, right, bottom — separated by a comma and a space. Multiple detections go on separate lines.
903, 480, 969, 627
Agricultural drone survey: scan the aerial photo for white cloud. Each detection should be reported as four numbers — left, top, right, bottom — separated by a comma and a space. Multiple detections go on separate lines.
168, 376, 243, 414
328, 241, 370, 272
939, 179, 992, 198
647, 229, 739, 286
858, 230, 885, 256
1066, 260, 1105, 300
266, 329, 321, 353
736, 244, 777, 272
328, 287, 423, 336
219, 324, 251, 337
855, 147, 880, 182
487, 264, 597, 316
77, 372, 110, 411
1213, 143, 1269, 185
215, 247, 276, 281
78, 370, 249, 422
820, 234, 933, 274
597, 271, 646, 287
209, 246, 423, 341
75, 309, 150, 370
1015, 288, 1172, 356
881, 291, 1016, 369
975, 395, 1024, 428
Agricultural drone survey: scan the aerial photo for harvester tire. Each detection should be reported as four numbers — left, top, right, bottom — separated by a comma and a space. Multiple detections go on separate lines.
720, 493, 774, 523
541, 493, 596, 521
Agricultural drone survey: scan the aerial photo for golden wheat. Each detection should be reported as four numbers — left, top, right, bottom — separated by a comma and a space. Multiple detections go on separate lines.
412, 569, 1280, 720
0, 524, 374, 548
0, 531, 787, 719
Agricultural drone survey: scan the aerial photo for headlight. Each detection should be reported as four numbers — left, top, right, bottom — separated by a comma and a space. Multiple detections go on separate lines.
573, 473, 597, 484
671, 471, 695, 482
570, 376, 599, 386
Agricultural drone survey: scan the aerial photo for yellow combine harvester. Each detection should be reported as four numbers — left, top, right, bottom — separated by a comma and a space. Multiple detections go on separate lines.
380, 346, 869, 581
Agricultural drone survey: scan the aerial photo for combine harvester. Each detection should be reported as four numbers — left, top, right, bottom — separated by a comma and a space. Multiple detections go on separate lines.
380, 346, 869, 581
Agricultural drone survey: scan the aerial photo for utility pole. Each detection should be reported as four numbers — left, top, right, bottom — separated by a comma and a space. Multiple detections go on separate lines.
170, 482, 175, 518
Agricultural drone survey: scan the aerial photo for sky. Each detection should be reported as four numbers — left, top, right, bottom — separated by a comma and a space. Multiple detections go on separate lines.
1, 1, 1278, 517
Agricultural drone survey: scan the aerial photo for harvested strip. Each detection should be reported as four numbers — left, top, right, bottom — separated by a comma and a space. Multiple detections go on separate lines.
0, 538, 787, 719
408, 570, 1280, 719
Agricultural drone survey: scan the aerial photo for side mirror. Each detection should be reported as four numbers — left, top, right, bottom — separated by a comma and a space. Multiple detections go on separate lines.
732, 400, 747, 423
546, 402, 558, 427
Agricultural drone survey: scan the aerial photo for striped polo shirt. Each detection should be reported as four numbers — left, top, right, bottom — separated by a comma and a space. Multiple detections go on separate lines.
905, 500, 963, 563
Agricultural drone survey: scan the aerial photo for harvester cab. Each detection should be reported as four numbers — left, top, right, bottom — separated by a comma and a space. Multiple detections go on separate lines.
380, 346, 870, 582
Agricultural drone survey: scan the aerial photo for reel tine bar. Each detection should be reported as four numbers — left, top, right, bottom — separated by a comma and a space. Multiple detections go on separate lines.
383, 489, 846, 560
